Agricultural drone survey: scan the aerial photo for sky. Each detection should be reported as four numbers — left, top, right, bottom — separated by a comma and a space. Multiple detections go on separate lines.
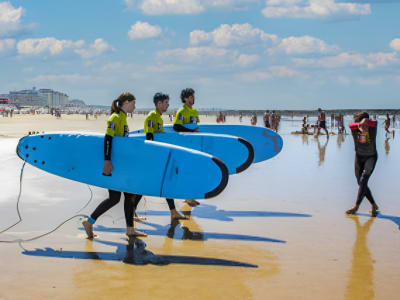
0, 0, 399, 110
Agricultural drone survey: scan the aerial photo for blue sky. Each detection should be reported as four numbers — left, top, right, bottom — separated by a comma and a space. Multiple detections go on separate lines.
0, 0, 399, 109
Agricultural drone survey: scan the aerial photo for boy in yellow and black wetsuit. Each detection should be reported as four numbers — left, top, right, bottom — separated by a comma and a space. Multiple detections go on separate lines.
172, 88, 200, 207
132, 93, 186, 221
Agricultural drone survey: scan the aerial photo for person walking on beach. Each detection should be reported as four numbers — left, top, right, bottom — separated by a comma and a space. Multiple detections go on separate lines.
173, 88, 200, 207
316, 108, 329, 138
82, 92, 146, 239
132, 93, 186, 221
346, 112, 379, 217
263, 111, 271, 128
384, 113, 390, 136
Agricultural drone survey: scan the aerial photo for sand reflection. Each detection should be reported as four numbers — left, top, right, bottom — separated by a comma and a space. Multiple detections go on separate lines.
345, 215, 375, 300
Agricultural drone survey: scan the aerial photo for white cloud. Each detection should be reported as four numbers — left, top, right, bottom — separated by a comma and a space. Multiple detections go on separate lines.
0, 1, 24, 36
98, 62, 123, 72
262, 0, 371, 19
31, 73, 92, 83
268, 35, 340, 55
128, 21, 162, 40
236, 65, 299, 81
16, 37, 113, 59
190, 23, 278, 47
157, 46, 230, 63
0, 38, 15, 54
234, 54, 259, 66
269, 65, 298, 77
390, 38, 400, 52
75, 38, 114, 59
124, 0, 259, 15
17, 37, 85, 56
293, 51, 399, 69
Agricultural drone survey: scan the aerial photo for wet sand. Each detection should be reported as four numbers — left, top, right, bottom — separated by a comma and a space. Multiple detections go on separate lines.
1, 114, 400, 299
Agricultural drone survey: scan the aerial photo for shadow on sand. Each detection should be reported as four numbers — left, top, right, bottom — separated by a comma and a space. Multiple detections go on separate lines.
137, 203, 312, 222
22, 237, 258, 268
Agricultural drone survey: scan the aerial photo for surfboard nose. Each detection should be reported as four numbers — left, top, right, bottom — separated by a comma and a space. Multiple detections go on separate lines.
16, 136, 30, 160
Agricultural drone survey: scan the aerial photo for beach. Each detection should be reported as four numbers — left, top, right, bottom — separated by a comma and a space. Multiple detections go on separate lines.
1, 114, 400, 299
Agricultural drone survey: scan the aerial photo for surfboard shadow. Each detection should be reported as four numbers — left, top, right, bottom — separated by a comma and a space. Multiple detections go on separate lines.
357, 212, 400, 231
138, 203, 312, 222
82, 220, 285, 244
21, 237, 257, 268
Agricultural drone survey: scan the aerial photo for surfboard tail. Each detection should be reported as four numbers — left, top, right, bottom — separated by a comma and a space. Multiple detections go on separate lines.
236, 138, 254, 173
205, 157, 229, 199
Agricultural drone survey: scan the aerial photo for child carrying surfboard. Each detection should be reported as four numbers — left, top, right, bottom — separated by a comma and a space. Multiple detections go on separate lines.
131, 93, 187, 222
82, 92, 146, 239
173, 88, 201, 207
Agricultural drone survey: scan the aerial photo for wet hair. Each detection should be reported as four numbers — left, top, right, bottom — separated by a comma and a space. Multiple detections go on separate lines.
153, 92, 169, 106
111, 92, 135, 114
354, 111, 369, 123
180, 88, 195, 103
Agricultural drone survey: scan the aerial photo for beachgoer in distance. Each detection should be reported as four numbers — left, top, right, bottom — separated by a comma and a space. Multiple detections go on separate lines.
132, 93, 186, 221
82, 92, 146, 239
263, 111, 271, 128
173, 88, 200, 207
346, 112, 379, 217
250, 114, 257, 125
316, 108, 329, 138
384, 113, 390, 136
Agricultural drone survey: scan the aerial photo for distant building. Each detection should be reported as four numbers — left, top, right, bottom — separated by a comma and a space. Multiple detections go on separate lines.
39, 88, 69, 107
8, 87, 45, 106
69, 99, 86, 107
7, 87, 69, 107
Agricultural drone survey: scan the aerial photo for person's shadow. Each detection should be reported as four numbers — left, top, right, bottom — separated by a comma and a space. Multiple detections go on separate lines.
358, 212, 400, 231
21, 237, 258, 268
137, 203, 311, 222
84, 220, 286, 244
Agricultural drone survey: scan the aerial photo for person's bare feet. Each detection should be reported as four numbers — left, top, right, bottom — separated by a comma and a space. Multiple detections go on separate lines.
126, 227, 147, 237
134, 212, 147, 221
370, 204, 379, 217
82, 220, 94, 239
184, 199, 200, 207
170, 209, 186, 221
346, 206, 359, 215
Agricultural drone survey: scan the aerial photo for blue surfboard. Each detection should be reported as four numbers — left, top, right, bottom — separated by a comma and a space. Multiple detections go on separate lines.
16, 133, 228, 199
129, 132, 253, 174
131, 124, 283, 163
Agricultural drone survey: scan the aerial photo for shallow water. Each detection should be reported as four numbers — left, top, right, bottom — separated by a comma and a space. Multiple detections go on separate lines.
1, 115, 400, 299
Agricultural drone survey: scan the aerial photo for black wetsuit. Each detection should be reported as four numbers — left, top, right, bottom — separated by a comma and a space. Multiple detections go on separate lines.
349, 121, 378, 206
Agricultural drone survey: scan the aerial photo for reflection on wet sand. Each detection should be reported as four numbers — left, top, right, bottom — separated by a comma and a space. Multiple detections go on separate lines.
345, 215, 375, 300
385, 137, 390, 155
337, 133, 346, 149
316, 136, 328, 166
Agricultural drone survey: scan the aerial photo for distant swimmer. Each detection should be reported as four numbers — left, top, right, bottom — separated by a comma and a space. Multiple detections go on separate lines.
172, 88, 200, 207
346, 112, 379, 217
316, 108, 329, 138
82, 92, 146, 239
132, 93, 186, 222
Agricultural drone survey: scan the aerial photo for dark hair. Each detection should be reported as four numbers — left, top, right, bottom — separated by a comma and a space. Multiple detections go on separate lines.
111, 92, 135, 114
153, 92, 169, 106
180, 88, 195, 103
354, 111, 369, 123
